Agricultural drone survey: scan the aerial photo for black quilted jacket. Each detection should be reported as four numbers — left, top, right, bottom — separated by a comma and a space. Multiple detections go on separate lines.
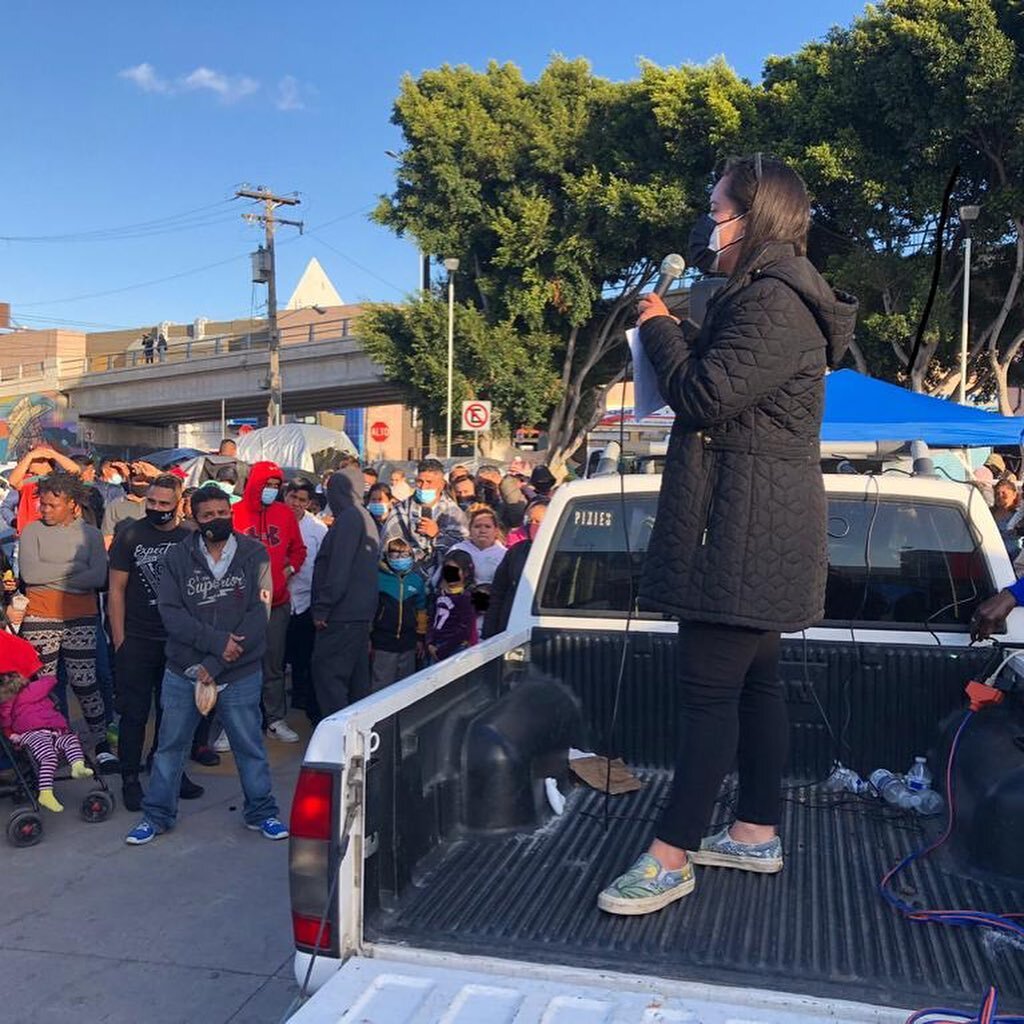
638, 243, 857, 632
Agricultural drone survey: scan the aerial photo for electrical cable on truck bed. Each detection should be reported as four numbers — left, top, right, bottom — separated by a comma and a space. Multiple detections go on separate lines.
879, 653, 1024, 943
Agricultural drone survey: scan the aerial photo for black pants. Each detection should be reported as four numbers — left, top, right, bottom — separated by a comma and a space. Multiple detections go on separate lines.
286, 609, 320, 724
655, 621, 787, 851
115, 635, 167, 777
312, 622, 371, 717
115, 635, 211, 775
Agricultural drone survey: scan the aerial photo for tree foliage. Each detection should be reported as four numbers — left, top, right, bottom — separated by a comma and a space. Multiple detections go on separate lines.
366, 0, 1024, 463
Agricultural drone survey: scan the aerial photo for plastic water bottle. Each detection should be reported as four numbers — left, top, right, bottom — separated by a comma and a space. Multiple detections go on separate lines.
914, 788, 945, 816
905, 756, 944, 816
905, 756, 933, 792
869, 769, 919, 810
823, 764, 868, 795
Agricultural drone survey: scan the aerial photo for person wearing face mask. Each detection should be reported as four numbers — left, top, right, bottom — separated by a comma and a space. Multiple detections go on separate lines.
595, 154, 858, 918
379, 458, 469, 588
371, 538, 428, 692
482, 497, 548, 638
282, 478, 327, 725
125, 485, 287, 846
449, 473, 477, 512
310, 467, 380, 714
365, 482, 394, 535
426, 549, 478, 663
232, 462, 306, 744
101, 463, 158, 548
108, 474, 205, 811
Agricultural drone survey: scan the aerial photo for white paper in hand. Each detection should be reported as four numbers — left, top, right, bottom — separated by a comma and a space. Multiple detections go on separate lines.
626, 327, 669, 419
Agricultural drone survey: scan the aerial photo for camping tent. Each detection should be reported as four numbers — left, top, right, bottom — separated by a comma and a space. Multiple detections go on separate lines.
823, 370, 1024, 446
235, 423, 357, 474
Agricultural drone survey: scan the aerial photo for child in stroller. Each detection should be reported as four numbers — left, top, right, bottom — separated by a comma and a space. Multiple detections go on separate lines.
0, 631, 93, 812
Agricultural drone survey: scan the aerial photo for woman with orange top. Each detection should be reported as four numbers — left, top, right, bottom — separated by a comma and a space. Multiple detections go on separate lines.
17, 471, 114, 766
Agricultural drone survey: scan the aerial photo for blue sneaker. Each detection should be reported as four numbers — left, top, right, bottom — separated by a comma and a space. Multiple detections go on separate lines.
246, 816, 289, 840
688, 827, 783, 874
597, 853, 695, 916
125, 820, 159, 846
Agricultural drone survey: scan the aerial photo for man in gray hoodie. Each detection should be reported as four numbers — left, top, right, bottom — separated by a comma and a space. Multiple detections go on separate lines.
125, 485, 288, 845
310, 466, 379, 715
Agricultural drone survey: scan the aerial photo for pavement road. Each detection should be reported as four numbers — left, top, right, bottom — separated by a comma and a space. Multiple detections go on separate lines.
0, 716, 310, 1024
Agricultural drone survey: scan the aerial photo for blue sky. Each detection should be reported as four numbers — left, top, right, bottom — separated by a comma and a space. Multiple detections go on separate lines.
0, 0, 866, 332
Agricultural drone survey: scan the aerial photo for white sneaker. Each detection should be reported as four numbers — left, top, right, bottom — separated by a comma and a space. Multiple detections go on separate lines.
212, 730, 231, 753
267, 719, 300, 743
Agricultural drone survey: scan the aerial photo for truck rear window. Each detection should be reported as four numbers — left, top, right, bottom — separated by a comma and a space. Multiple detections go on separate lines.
538, 493, 994, 628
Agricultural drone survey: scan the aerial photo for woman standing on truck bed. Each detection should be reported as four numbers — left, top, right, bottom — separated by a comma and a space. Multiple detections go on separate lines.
598, 154, 857, 916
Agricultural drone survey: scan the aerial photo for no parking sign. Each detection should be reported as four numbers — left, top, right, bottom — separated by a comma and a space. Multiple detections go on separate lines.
461, 400, 491, 432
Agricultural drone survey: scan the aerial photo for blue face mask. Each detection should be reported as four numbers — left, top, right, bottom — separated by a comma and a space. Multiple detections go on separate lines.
388, 555, 414, 573
260, 486, 279, 506
415, 488, 437, 505
367, 501, 388, 519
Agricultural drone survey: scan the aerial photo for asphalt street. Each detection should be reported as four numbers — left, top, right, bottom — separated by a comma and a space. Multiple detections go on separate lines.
0, 716, 310, 1024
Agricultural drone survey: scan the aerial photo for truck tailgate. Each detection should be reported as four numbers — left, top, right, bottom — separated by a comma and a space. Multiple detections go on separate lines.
287, 954, 907, 1023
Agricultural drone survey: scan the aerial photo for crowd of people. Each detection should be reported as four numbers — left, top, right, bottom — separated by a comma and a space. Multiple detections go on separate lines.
0, 440, 558, 847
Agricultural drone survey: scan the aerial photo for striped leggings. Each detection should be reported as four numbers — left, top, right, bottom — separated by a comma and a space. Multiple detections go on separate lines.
21, 616, 106, 748
20, 729, 85, 791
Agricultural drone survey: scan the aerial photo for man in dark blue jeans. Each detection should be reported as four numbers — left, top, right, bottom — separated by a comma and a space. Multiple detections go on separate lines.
125, 486, 288, 845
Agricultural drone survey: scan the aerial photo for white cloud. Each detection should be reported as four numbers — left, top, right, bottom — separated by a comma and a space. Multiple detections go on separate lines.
119, 63, 259, 104
181, 66, 260, 104
275, 75, 304, 111
119, 63, 171, 94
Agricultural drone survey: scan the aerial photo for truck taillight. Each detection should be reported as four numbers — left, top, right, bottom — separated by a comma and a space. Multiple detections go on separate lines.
289, 767, 339, 955
290, 767, 333, 840
292, 912, 332, 951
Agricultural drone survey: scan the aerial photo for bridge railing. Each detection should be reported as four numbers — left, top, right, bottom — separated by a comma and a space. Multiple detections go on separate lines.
52, 317, 357, 380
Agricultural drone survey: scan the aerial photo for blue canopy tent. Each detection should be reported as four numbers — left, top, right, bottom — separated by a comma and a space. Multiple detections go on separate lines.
822, 370, 1024, 446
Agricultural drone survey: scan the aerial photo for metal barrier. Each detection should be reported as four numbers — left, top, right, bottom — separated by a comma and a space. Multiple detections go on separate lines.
50, 318, 356, 379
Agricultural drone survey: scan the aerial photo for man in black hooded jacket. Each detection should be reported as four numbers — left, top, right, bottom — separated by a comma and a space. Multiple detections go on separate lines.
310, 466, 379, 715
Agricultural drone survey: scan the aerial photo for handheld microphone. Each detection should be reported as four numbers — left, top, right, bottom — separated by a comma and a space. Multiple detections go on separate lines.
653, 253, 686, 297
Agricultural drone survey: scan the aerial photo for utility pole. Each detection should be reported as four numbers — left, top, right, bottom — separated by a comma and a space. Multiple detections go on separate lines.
236, 186, 303, 426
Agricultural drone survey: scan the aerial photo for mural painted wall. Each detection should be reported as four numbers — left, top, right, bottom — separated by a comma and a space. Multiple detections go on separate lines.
0, 393, 78, 463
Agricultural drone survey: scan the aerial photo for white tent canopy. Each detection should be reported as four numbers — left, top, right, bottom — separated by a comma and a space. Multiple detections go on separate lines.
235, 423, 357, 473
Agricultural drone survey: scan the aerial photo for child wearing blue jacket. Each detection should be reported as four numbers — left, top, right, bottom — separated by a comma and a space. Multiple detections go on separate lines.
371, 538, 428, 692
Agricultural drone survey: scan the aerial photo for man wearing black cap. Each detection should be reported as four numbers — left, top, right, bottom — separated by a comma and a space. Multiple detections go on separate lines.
529, 465, 557, 498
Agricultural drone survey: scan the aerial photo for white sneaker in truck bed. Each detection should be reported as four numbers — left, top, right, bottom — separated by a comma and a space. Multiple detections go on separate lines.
286, 954, 907, 1023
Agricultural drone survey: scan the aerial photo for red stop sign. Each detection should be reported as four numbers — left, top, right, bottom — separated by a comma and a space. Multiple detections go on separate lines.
370, 421, 390, 443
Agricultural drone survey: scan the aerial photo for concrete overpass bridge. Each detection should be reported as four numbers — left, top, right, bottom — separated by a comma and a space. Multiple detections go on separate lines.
0, 326, 403, 428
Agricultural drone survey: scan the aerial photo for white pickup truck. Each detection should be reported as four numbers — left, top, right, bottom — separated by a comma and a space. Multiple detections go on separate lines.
285, 472, 1024, 1023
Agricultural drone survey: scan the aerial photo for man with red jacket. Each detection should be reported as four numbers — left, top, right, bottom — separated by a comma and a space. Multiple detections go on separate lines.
232, 461, 306, 742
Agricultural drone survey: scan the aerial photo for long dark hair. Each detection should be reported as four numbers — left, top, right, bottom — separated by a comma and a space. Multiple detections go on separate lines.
719, 154, 810, 277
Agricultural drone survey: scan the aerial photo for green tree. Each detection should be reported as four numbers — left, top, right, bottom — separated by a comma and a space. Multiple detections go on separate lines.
358, 296, 560, 452
762, 0, 1024, 406
371, 57, 757, 467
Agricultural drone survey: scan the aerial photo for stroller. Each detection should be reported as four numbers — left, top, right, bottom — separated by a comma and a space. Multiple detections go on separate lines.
0, 612, 115, 847
0, 730, 115, 847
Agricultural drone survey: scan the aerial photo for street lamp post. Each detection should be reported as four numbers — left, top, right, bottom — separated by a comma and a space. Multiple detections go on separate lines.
443, 257, 460, 458
959, 204, 981, 405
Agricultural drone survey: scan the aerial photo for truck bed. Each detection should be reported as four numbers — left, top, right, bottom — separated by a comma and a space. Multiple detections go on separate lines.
366, 770, 1024, 1013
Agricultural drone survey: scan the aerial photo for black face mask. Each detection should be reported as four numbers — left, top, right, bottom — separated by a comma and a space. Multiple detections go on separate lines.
442, 565, 462, 583
199, 517, 232, 543
687, 211, 746, 274
145, 507, 175, 527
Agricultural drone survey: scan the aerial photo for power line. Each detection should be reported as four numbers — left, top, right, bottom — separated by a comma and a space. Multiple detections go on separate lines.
307, 232, 407, 296
10, 204, 384, 313
0, 199, 238, 244
15, 252, 250, 307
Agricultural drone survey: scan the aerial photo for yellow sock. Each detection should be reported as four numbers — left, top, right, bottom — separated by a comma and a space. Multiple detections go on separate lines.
70, 760, 94, 780
38, 789, 64, 813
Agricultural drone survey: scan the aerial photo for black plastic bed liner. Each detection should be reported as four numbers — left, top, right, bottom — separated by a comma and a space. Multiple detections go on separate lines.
365, 772, 1024, 1013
